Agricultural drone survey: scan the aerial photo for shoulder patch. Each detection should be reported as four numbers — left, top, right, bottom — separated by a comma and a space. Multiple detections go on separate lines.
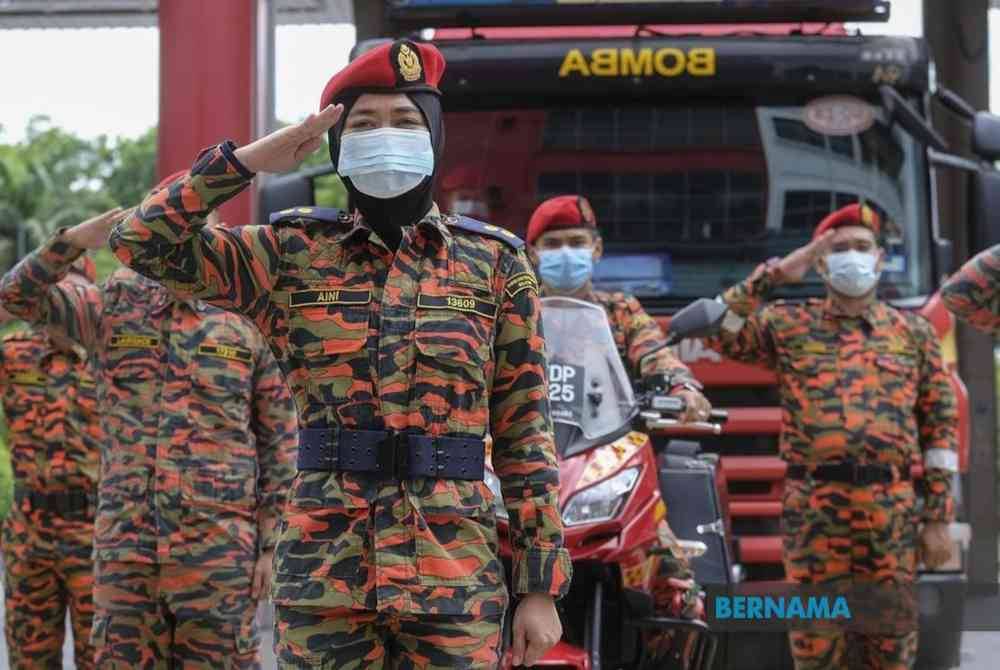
445, 215, 524, 249
269, 206, 349, 226
506, 272, 538, 299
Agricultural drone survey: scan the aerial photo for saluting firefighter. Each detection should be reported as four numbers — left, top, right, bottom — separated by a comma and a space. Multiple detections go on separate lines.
0, 258, 100, 669
711, 203, 958, 669
108, 41, 570, 668
0, 200, 298, 669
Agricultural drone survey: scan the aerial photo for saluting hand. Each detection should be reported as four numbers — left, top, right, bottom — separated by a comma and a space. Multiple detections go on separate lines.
63, 207, 128, 250
234, 104, 345, 174
776, 230, 835, 284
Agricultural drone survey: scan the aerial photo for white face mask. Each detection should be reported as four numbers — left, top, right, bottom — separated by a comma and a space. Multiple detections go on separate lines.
338, 127, 435, 199
824, 250, 881, 297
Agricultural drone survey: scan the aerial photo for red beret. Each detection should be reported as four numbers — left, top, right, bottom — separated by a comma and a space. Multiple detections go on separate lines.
527, 195, 597, 245
813, 203, 881, 239
320, 40, 445, 110
154, 169, 187, 192
68, 255, 96, 283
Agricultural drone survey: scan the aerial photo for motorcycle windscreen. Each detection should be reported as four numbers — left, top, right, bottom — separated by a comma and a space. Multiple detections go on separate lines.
540, 296, 637, 456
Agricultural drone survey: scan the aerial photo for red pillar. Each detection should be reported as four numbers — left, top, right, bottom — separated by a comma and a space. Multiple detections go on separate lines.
158, 0, 255, 225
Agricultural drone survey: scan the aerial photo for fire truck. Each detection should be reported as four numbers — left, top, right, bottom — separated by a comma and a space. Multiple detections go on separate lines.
261, 1, 1000, 667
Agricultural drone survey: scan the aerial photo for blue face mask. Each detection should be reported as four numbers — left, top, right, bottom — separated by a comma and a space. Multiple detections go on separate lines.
537, 247, 594, 291
338, 128, 435, 199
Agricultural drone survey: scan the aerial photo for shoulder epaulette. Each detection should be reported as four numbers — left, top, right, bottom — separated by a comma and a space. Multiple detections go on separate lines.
269, 206, 349, 226
445, 215, 524, 249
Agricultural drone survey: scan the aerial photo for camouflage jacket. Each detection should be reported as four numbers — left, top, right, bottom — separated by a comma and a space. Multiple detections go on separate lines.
0, 328, 100, 494
0, 245, 298, 566
940, 244, 1000, 333
108, 143, 571, 616
713, 263, 958, 522
589, 289, 694, 383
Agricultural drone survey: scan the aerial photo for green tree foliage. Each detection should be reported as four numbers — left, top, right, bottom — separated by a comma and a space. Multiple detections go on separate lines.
95, 127, 158, 208
0, 115, 150, 274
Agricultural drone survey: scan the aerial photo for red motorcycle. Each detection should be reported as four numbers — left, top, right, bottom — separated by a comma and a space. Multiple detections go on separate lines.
489, 297, 728, 669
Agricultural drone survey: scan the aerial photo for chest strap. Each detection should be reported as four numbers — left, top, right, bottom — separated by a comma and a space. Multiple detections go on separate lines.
297, 428, 486, 481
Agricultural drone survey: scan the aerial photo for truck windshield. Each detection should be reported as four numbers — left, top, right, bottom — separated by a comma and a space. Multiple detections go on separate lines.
436, 102, 931, 309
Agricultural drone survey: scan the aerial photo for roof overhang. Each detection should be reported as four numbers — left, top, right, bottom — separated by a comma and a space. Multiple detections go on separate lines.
0, 0, 354, 29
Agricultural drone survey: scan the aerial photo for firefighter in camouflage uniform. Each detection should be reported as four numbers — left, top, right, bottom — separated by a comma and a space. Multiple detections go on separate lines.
526, 194, 707, 620
712, 203, 957, 670
108, 40, 570, 669
940, 243, 1000, 333
0, 204, 298, 669
0, 258, 99, 669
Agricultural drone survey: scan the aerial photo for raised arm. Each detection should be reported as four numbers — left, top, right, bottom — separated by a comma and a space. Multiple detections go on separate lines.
108, 145, 279, 317
940, 244, 1000, 334
713, 232, 835, 367
109, 105, 344, 317
0, 211, 116, 349
489, 252, 571, 602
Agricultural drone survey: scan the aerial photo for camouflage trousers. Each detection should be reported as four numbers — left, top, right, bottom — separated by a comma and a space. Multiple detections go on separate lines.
2, 503, 96, 670
274, 605, 503, 669
782, 479, 919, 670
92, 561, 260, 669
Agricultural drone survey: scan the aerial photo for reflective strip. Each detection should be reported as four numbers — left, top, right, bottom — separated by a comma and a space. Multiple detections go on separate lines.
924, 449, 959, 472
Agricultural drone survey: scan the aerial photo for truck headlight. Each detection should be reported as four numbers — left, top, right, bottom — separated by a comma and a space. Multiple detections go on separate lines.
483, 468, 508, 520
562, 467, 641, 526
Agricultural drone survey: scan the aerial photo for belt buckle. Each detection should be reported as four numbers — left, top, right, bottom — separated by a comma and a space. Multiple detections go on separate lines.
376, 432, 403, 478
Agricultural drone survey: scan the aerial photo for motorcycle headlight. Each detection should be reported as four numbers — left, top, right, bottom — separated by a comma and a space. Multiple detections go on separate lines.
562, 466, 641, 527
483, 468, 509, 520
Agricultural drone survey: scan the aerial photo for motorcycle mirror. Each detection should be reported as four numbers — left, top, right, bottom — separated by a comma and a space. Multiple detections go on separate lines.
666, 298, 730, 345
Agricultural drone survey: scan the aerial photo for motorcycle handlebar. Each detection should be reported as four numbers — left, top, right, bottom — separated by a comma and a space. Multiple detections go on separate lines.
645, 394, 730, 424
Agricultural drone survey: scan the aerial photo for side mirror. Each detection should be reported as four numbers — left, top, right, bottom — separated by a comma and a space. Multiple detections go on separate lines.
972, 112, 1000, 162
666, 298, 729, 345
968, 168, 1000, 253
258, 172, 316, 224
880, 85, 949, 152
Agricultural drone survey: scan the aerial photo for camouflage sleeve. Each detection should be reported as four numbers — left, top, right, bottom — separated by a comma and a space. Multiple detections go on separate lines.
710, 263, 779, 368
620, 296, 694, 382
490, 251, 572, 599
911, 316, 959, 523
251, 342, 299, 551
940, 244, 1000, 334
108, 143, 280, 317
0, 232, 102, 348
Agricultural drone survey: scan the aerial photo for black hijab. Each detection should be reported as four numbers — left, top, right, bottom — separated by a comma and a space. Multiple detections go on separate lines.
327, 91, 445, 250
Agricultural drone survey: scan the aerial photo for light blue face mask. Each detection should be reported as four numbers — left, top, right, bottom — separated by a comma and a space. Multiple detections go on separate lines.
537, 247, 594, 291
338, 128, 435, 199
824, 250, 881, 297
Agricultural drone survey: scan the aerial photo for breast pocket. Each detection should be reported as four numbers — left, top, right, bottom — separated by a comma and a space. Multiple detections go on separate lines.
104, 333, 161, 404
413, 300, 494, 432
876, 352, 919, 416
191, 343, 253, 429
784, 350, 838, 403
